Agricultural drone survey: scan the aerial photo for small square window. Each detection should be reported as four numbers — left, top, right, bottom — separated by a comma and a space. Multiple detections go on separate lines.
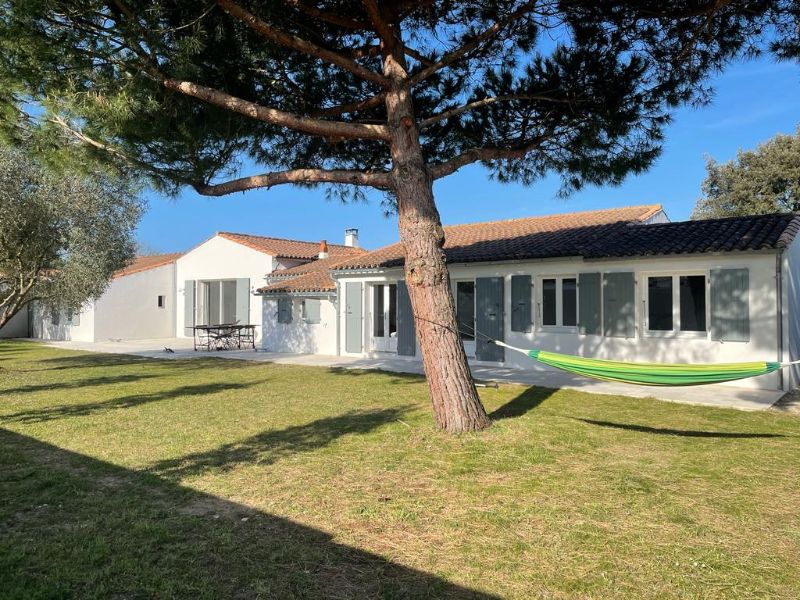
157, 295, 166, 309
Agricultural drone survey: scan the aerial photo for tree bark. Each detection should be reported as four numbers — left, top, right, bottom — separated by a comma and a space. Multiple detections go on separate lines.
382, 46, 490, 433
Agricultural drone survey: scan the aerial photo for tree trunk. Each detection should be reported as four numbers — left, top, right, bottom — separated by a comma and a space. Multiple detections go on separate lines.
382, 50, 490, 433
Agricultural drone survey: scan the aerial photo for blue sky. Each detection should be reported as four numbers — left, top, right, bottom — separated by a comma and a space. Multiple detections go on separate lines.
137, 56, 799, 254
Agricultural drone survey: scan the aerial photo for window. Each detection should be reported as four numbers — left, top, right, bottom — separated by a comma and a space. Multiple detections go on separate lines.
157, 295, 166, 309
646, 274, 707, 334
373, 285, 385, 337
197, 280, 237, 325
455, 281, 475, 340
277, 297, 292, 324
302, 299, 321, 324
540, 276, 577, 328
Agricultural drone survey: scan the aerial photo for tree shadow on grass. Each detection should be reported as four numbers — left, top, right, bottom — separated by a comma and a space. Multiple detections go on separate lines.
27, 352, 256, 372
489, 386, 554, 420
1, 428, 497, 599
574, 418, 788, 438
1, 382, 253, 424
1, 373, 164, 395
325, 367, 424, 385
150, 407, 411, 480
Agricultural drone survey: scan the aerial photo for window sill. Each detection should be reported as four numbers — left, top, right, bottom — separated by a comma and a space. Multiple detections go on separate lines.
539, 326, 578, 334
644, 330, 708, 340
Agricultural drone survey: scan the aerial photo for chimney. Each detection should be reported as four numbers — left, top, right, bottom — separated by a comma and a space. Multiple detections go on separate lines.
345, 228, 359, 248
318, 240, 329, 259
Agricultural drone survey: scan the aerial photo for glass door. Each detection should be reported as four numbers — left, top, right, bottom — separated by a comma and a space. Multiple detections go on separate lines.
370, 283, 397, 352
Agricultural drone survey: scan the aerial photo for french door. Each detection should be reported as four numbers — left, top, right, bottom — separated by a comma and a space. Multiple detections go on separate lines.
370, 283, 397, 352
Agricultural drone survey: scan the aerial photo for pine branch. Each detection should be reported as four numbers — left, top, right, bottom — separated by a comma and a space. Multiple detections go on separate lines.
285, 0, 369, 30
419, 92, 572, 129
193, 168, 392, 196
162, 79, 390, 140
407, 0, 539, 87
216, 0, 389, 88
429, 137, 548, 179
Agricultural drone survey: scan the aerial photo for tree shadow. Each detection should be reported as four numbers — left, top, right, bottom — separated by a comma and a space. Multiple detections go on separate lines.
2, 373, 163, 395
573, 418, 788, 438
1, 428, 497, 599
325, 367, 423, 385
1, 382, 253, 424
20, 352, 257, 373
489, 386, 554, 420
151, 407, 411, 480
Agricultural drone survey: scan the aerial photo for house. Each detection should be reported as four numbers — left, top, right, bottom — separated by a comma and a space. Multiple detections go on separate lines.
177, 231, 365, 344
258, 205, 800, 392
27, 253, 181, 342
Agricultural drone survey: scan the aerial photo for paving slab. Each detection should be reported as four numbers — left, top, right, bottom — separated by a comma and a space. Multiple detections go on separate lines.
36, 337, 786, 411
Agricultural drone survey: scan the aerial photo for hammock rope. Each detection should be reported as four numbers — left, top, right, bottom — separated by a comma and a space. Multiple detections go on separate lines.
452, 321, 798, 387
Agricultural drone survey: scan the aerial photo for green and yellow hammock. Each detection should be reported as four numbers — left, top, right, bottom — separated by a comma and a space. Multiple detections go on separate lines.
491, 340, 795, 386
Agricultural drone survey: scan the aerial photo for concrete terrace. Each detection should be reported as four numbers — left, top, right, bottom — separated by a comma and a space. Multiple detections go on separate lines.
36, 338, 786, 411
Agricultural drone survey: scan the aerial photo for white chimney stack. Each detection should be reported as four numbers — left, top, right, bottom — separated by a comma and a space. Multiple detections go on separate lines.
318, 240, 329, 259
345, 228, 359, 248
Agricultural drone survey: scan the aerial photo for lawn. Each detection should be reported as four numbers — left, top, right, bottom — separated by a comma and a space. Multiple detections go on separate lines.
1, 340, 799, 599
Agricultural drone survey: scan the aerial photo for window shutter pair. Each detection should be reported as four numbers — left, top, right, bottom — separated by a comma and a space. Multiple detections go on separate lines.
277, 298, 293, 324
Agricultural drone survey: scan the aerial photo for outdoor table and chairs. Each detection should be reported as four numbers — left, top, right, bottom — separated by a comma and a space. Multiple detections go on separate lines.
192, 324, 256, 351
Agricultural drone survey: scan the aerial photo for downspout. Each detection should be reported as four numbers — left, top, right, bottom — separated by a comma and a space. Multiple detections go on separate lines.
776, 250, 785, 391
335, 279, 341, 356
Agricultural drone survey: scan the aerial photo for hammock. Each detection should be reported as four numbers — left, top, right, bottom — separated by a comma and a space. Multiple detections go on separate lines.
491, 340, 795, 386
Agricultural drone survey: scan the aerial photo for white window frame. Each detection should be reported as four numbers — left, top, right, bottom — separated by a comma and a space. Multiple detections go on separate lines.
642, 270, 709, 339
537, 274, 578, 332
196, 279, 237, 325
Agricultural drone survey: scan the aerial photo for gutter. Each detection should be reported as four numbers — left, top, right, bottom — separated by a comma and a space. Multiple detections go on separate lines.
776, 249, 785, 391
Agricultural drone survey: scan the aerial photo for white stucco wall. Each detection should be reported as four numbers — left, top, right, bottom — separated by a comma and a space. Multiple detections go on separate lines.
30, 300, 95, 342
0, 307, 30, 338
261, 296, 337, 355
176, 235, 304, 342
93, 262, 176, 341
335, 252, 784, 390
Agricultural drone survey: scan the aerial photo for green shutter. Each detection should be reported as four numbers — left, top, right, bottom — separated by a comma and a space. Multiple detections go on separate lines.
235, 278, 250, 324
578, 273, 601, 335
278, 297, 293, 324
183, 280, 195, 335
345, 282, 362, 353
396, 281, 416, 356
603, 272, 636, 338
303, 299, 321, 324
710, 268, 750, 342
476, 277, 504, 361
510, 275, 532, 332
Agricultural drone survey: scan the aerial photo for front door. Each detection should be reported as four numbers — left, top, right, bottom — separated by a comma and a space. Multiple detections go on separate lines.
370, 283, 397, 352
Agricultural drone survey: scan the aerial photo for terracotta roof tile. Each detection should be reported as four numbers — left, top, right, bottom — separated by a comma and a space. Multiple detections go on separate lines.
217, 232, 365, 260
114, 253, 182, 279
333, 205, 663, 270
258, 257, 344, 294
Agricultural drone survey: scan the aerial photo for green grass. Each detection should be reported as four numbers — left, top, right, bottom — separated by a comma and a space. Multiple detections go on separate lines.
1, 339, 799, 599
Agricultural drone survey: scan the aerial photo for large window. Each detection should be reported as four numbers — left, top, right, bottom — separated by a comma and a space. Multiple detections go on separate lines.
540, 276, 577, 328
646, 274, 707, 334
197, 280, 237, 325
455, 281, 475, 340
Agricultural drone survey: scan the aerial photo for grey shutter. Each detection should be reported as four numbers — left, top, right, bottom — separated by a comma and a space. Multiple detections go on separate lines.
71, 309, 81, 327
236, 278, 250, 324
396, 280, 416, 356
710, 268, 750, 341
578, 273, 601, 335
603, 272, 635, 338
510, 275, 532, 332
278, 298, 293, 324
345, 282, 363, 353
303, 299, 321, 324
184, 280, 195, 335
476, 277, 504, 361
